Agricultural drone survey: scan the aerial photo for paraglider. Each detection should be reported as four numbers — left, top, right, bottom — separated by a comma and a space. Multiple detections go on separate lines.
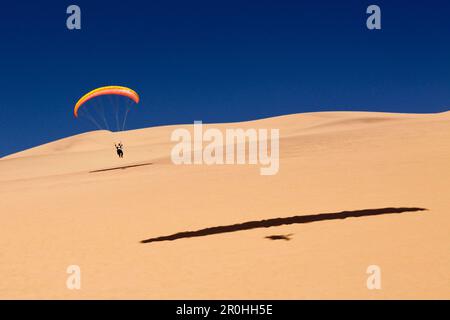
74, 85, 139, 158
115, 142, 124, 158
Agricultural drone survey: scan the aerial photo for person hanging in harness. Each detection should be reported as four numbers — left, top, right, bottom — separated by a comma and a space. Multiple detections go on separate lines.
115, 142, 124, 158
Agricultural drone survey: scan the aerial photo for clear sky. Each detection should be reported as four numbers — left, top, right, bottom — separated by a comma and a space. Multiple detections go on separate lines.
1, 0, 449, 156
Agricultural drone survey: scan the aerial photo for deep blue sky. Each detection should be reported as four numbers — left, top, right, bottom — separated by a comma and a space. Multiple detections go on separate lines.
1, 0, 449, 156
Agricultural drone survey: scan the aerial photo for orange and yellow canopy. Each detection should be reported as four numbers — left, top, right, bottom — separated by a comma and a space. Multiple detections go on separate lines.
74, 86, 139, 117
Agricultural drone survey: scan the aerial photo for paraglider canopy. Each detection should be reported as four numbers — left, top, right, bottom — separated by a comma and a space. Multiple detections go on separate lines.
74, 85, 139, 117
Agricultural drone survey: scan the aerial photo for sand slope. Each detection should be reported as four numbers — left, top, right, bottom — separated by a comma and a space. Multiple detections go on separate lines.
0, 111, 449, 299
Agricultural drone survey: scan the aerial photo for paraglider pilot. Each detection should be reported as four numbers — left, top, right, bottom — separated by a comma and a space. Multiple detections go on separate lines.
115, 142, 124, 158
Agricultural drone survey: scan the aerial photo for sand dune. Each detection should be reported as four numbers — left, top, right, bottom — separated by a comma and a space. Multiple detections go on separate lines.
0, 111, 449, 299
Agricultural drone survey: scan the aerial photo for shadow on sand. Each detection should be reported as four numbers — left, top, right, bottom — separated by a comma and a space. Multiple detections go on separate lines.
140, 207, 426, 244
90, 162, 153, 173
265, 234, 294, 241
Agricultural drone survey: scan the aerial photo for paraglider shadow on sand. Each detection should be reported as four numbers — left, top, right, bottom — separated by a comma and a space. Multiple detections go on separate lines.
140, 207, 427, 244
89, 162, 153, 173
